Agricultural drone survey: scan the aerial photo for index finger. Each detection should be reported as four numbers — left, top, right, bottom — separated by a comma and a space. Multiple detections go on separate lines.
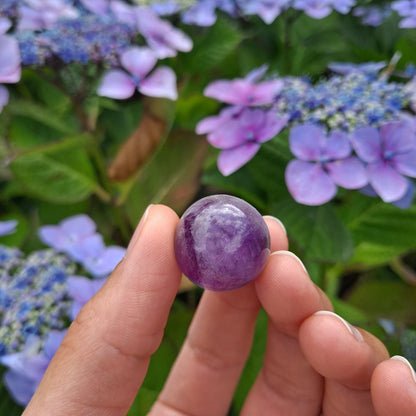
23, 205, 182, 416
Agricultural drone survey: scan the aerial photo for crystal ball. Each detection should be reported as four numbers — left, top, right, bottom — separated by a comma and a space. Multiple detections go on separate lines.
174, 194, 271, 291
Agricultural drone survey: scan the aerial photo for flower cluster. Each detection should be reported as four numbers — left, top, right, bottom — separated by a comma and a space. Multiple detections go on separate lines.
353, 5, 392, 27
196, 65, 288, 175
197, 64, 416, 206
0, 214, 122, 405
392, 0, 416, 28
152, 0, 357, 25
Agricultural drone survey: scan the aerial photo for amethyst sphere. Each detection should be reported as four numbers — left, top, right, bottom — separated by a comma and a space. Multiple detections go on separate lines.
174, 195, 270, 291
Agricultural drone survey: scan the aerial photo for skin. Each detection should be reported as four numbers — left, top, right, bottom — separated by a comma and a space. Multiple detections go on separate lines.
23, 204, 416, 416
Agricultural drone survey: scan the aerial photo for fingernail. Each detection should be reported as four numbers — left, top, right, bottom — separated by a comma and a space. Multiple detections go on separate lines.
126, 205, 152, 257
314, 310, 364, 342
270, 250, 307, 273
391, 356, 416, 383
264, 215, 287, 235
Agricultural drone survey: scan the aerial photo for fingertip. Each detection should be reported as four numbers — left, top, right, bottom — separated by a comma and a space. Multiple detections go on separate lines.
299, 311, 388, 388
263, 215, 289, 252
372, 356, 416, 416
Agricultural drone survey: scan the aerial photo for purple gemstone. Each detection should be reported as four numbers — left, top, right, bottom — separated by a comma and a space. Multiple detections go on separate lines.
174, 195, 270, 291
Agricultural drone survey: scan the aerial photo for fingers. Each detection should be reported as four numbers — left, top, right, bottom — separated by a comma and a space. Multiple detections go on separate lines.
149, 216, 288, 416
299, 311, 389, 415
241, 252, 330, 415
23, 205, 182, 416
372, 356, 416, 416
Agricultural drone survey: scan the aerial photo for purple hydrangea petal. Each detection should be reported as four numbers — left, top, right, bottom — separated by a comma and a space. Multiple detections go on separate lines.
323, 130, 351, 159
217, 143, 261, 176
60, 214, 96, 239
392, 150, 416, 178
204, 79, 254, 105
325, 156, 368, 189
0, 85, 9, 112
139, 66, 178, 100
256, 111, 288, 143
285, 160, 337, 205
0, 219, 17, 236
65, 233, 105, 263
181, 1, 218, 26
1, 352, 48, 380
289, 124, 324, 161
359, 184, 378, 197
110, 0, 137, 26
120, 47, 157, 80
38, 226, 69, 251
164, 26, 193, 53
350, 126, 382, 163
244, 64, 268, 83
293, 0, 333, 19
0, 17, 11, 34
83, 246, 126, 277
196, 106, 243, 135
97, 70, 136, 99
392, 180, 415, 209
207, 119, 243, 149
17, 6, 44, 31
328, 61, 386, 75
3, 370, 37, 406
380, 121, 416, 154
79, 0, 109, 14
67, 275, 106, 304
0, 35, 21, 84
250, 79, 284, 105
367, 161, 409, 202
43, 330, 66, 360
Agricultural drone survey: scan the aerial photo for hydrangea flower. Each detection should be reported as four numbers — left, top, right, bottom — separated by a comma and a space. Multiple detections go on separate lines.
1, 330, 66, 406
17, 0, 79, 32
207, 108, 288, 175
65, 234, 125, 277
293, 0, 334, 19
392, 0, 416, 28
328, 61, 386, 77
285, 124, 367, 205
181, 0, 237, 26
98, 46, 178, 100
38, 214, 97, 253
353, 5, 392, 27
135, 7, 193, 58
67, 275, 106, 319
204, 74, 283, 106
0, 220, 17, 236
237, 0, 291, 24
350, 119, 416, 203
0, 249, 74, 356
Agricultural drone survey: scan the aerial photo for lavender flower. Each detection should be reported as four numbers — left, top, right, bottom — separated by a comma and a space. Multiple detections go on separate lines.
350, 119, 416, 203
207, 108, 288, 175
285, 124, 367, 205
17, 0, 79, 32
1, 330, 66, 406
135, 7, 192, 58
0, 32, 21, 83
182, 0, 238, 26
98, 46, 178, 100
38, 214, 97, 253
293, 0, 334, 19
237, 0, 290, 24
0, 220, 17, 236
353, 5, 392, 27
328, 61, 386, 77
392, 0, 416, 28
65, 234, 125, 277
67, 275, 106, 319
204, 74, 283, 106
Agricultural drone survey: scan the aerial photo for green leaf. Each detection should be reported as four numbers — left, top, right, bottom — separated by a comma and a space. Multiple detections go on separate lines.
10, 135, 104, 204
181, 17, 243, 73
125, 130, 207, 225
127, 387, 159, 416
347, 279, 416, 322
343, 196, 416, 264
0, 375, 23, 416
272, 199, 354, 263
7, 100, 78, 136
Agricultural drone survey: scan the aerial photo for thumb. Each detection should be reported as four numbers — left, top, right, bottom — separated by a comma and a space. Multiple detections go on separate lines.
23, 205, 181, 416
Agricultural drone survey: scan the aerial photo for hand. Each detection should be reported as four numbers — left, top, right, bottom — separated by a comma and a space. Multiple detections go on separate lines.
22, 205, 416, 416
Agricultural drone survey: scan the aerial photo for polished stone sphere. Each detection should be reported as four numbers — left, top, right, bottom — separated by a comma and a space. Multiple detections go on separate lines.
174, 194, 270, 291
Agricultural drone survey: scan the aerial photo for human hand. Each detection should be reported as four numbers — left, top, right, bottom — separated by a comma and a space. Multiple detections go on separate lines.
22, 205, 416, 416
